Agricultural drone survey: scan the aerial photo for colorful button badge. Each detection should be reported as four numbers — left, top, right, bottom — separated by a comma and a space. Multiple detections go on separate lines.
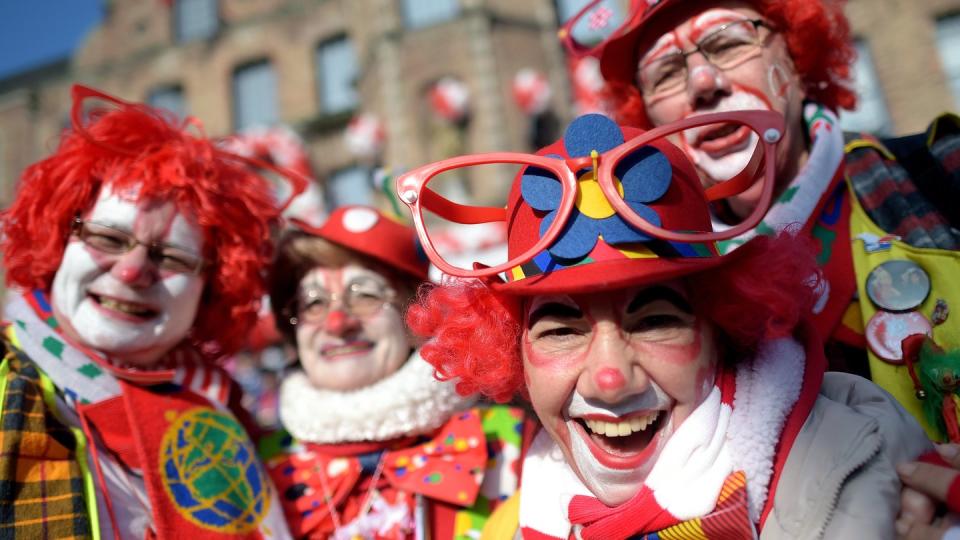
865, 260, 931, 312
865, 311, 933, 364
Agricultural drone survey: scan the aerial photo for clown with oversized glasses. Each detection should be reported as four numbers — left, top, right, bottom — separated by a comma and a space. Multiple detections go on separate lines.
0, 86, 297, 539
401, 113, 931, 539
260, 205, 530, 539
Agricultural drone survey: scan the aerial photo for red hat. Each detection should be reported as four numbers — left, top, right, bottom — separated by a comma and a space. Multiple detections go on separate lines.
598, 0, 685, 88
492, 113, 745, 295
292, 205, 429, 281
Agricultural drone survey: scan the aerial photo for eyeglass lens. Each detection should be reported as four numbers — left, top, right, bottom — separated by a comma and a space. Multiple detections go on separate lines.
77, 221, 203, 274
638, 19, 764, 96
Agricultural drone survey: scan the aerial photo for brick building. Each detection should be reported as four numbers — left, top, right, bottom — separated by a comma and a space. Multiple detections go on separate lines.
1, 0, 960, 210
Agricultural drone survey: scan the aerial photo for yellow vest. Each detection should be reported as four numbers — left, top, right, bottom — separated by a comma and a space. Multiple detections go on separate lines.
847, 139, 960, 440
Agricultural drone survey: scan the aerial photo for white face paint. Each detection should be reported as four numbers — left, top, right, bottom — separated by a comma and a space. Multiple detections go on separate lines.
681, 89, 768, 182
564, 388, 675, 504
295, 264, 410, 391
50, 186, 205, 367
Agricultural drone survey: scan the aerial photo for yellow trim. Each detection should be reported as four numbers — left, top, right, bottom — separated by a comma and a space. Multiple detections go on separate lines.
481, 490, 520, 540
843, 138, 896, 161
928, 112, 960, 146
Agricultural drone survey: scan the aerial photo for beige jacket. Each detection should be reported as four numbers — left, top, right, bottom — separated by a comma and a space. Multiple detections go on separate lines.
761, 372, 932, 540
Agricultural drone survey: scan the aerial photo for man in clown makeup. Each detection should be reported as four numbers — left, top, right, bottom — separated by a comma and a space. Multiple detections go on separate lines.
403, 114, 930, 539
0, 86, 292, 539
589, 0, 960, 447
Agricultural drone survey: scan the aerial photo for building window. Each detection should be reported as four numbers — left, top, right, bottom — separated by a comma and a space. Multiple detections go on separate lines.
174, 0, 219, 42
147, 85, 186, 119
233, 61, 278, 130
316, 36, 359, 114
936, 14, 960, 107
401, 0, 458, 29
327, 166, 373, 208
840, 40, 892, 135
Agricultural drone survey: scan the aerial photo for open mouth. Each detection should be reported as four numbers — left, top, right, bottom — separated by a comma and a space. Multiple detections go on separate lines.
693, 123, 752, 156
571, 410, 666, 469
321, 341, 374, 360
88, 293, 158, 321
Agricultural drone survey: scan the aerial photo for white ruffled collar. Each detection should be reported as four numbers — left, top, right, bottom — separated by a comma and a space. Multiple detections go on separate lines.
279, 350, 476, 444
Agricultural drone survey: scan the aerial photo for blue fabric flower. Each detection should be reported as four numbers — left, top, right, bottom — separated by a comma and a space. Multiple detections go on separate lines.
520, 114, 672, 262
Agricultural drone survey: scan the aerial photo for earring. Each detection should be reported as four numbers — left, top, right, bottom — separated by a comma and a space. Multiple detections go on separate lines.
289, 316, 299, 326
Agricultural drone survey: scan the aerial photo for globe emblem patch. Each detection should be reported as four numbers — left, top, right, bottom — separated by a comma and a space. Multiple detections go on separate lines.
159, 407, 270, 533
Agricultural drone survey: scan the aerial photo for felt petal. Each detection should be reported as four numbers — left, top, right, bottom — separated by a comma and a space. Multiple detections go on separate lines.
521, 163, 563, 212
595, 210, 654, 246
563, 114, 624, 158
616, 145, 671, 203
542, 208, 599, 261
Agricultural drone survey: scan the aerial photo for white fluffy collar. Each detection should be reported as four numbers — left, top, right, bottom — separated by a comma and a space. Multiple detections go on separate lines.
279, 350, 476, 444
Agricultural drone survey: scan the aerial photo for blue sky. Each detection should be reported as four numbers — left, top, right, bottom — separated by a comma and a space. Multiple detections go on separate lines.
0, 0, 103, 79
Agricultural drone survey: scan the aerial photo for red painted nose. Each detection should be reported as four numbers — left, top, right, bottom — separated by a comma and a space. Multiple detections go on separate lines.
323, 309, 360, 335
594, 367, 626, 392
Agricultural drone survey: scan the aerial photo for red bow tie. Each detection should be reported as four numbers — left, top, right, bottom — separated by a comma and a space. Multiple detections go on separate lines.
567, 471, 755, 540
270, 409, 488, 536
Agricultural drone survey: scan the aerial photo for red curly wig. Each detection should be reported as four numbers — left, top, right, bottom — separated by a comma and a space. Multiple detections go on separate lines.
605, 0, 857, 128
407, 233, 820, 402
2, 92, 280, 359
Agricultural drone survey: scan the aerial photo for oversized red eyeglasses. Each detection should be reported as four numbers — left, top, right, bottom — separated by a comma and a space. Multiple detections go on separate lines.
396, 110, 784, 279
558, 0, 641, 58
69, 84, 308, 212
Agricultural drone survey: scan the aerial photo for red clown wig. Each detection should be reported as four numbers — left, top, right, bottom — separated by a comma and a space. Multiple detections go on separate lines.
407, 233, 820, 403
2, 88, 282, 358
603, 0, 857, 128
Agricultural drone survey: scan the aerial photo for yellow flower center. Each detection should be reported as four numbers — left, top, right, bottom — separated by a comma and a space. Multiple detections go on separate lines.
575, 170, 624, 219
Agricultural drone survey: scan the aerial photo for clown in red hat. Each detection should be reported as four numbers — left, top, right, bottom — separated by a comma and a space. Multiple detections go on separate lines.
0, 85, 294, 538
403, 113, 930, 539
261, 205, 530, 539
573, 0, 960, 451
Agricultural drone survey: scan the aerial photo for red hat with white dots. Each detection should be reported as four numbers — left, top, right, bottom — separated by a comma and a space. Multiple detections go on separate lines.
291, 205, 429, 281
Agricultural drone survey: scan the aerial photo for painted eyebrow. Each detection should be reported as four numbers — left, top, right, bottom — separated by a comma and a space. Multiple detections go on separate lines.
626, 286, 693, 314
527, 302, 584, 328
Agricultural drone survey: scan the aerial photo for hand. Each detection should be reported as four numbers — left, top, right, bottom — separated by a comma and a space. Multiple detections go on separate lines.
897, 444, 960, 539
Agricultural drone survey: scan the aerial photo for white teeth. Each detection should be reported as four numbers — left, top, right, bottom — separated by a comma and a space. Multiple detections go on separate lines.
583, 411, 660, 438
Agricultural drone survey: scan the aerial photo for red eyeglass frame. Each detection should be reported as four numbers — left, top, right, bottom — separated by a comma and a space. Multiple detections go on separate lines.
558, 0, 642, 58
396, 109, 784, 279
69, 84, 309, 213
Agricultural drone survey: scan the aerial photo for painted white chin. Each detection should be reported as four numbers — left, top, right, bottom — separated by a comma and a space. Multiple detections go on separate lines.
685, 91, 768, 182
563, 389, 674, 505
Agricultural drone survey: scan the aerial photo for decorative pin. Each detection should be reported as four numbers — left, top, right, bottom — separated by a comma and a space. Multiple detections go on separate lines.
933, 298, 950, 326
865, 260, 931, 312
865, 311, 933, 364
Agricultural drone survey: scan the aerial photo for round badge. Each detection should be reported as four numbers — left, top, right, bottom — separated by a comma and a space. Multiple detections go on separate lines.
865, 311, 932, 364
865, 260, 931, 312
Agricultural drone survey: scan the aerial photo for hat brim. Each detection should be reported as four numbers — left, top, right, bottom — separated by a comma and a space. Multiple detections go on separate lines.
599, 1, 675, 87
489, 244, 749, 296
291, 217, 430, 282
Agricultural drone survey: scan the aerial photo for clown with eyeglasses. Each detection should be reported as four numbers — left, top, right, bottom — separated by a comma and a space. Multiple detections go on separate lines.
259, 206, 530, 539
0, 86, 294, 539
400, 112, 932, 539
